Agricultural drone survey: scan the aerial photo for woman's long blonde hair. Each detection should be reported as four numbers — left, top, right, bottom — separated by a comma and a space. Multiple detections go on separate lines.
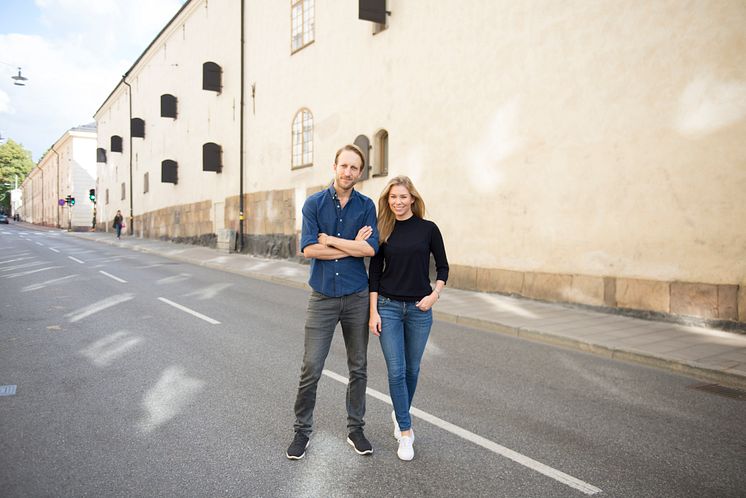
377, 176, 426, 244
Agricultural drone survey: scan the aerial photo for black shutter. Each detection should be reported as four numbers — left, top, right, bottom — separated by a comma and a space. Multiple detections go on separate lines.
96, 148, 107, 163
353, 135, 370, 181
202, 62, 222, 92
161, 94, 177, 118
202, 142, 222, 172
110, 135, 123, 152
359, 0, 386, 24
161, 160, 178, 184
131, 118, 145, 138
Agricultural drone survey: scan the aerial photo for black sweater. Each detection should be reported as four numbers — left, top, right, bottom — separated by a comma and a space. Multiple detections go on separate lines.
369, 216, 449, 301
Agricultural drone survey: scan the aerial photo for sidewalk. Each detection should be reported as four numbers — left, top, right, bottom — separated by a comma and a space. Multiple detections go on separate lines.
56, 228, 746, 391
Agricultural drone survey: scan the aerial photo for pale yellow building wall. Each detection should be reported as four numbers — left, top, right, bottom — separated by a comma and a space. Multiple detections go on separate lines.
246, 0, 746, 288
95, 0, 240, 235
30, 129, 96, 229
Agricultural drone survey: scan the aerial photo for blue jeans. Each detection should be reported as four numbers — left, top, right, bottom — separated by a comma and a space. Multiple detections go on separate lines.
377, 296, 433, 431
293, 290, 369, 436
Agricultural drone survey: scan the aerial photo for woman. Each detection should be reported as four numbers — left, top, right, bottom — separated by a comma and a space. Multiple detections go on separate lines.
369, 176, 448, 461
113, 210, 124, 239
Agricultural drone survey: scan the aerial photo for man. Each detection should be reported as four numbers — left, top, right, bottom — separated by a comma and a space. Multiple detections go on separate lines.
286, 144, 379, 460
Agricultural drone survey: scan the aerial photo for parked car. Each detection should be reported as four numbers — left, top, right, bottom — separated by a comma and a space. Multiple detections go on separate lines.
0, 214, 9, 224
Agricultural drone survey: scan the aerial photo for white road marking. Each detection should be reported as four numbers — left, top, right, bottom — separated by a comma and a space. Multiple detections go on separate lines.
157, 297, 221, 324
0, 256, 34, 264
3, 266, 62, 279
35, 242, 44, 246
99, 270, 127, 283
49, 248, 60, 253
322, 369, 602, 496
68, 256, 85, 264
66, 293, 135, 323
22, 274, 78, 292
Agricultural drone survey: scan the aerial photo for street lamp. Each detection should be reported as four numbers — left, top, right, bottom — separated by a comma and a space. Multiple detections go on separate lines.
11, 67, 28, 86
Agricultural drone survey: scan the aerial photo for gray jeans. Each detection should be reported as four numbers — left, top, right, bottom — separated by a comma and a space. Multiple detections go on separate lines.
293, 290, 370, 436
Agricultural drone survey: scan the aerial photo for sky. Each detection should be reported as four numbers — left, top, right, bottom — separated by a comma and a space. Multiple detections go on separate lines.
0, 0, 186, 162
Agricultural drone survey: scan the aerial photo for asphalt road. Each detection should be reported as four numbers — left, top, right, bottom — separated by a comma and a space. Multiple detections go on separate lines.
1, 224, 744, 497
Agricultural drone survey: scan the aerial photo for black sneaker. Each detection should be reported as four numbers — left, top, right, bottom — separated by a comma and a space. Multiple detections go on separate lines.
286, 432, 310, 460
346, 430, 373, 455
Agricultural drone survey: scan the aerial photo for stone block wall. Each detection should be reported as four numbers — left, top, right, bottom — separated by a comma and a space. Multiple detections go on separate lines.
448, 265, 743, 324
225, 188, 297, 259
135, 200, 215, 247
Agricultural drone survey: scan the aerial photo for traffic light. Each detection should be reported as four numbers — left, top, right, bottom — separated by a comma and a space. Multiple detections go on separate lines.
89, 188, 96, 203
65, 195, 75, 206
70, 196, 75, 206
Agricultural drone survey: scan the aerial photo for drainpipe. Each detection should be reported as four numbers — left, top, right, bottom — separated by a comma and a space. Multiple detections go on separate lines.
122, 76, 134, 236
239, 0, 245, 252
51, 147, 60, 227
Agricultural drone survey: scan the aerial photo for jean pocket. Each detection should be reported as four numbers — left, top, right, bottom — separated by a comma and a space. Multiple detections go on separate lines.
377, 296, 389, 307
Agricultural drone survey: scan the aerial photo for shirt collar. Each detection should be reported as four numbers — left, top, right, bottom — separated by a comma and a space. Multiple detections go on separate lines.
327, 184, 357, 202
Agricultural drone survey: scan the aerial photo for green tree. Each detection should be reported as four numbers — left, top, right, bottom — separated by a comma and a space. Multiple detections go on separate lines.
0, 139, 35, 212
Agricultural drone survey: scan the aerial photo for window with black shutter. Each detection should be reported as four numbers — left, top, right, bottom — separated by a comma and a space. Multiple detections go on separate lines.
203, 142, 222, 172
353, 134, 370, 181
359, 0, 387, 24
97, 148, 107, 163
131, 118, 145, 138
111, 135, 123, 152
161, 94, 177, 118
203, 62, 222, 92
161, 160, 178, 184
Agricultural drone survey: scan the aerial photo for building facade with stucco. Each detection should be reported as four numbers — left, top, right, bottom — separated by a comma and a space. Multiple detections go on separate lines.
20, 124, 97, 230
93, 0, 746, 325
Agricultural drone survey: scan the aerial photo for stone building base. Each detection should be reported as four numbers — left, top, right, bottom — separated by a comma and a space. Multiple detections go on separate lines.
448, 265, 743, 326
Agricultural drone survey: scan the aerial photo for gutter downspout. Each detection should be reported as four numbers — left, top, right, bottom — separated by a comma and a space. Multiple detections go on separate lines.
239, 0, 245, 252
122, 76, 134, 236
51, 147, 60, 227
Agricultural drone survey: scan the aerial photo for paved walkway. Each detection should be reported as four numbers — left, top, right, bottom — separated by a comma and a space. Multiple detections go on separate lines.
20, 223, 746, 390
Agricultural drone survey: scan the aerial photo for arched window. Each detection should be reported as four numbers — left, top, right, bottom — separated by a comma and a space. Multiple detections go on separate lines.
291, 109, 313, 169
110, 135, 123, 153
203, 142, 222, 172
354, 134, 370, 181
161, 160, 178, 184
131, 118, 145, 138
203, 62, 222, 92
96, 148, 107, 163
160, 94, 177, 118
373, 129, 388, 177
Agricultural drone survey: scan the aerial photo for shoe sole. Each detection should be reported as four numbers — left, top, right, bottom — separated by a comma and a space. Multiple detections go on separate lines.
346, 437, 373, 455
286, 440, 310, 460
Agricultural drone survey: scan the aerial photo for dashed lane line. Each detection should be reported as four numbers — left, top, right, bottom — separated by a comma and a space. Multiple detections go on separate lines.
68, 256, 85, 264
322, 369, 602, 496
157, 297, 221, 325
99, 270, 127, 283
49, 248, 60, 253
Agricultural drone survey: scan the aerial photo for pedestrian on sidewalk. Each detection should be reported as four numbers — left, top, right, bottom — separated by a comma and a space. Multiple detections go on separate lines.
286, 144, 379, 460
113, 210, 124, 239
368, 176, 449, 461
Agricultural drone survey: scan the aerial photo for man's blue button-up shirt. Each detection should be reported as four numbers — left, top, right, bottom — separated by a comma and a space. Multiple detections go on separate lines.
300, 185, 379, 297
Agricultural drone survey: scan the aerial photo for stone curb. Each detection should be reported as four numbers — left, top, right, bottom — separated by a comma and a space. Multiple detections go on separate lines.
72, 232, 746, 391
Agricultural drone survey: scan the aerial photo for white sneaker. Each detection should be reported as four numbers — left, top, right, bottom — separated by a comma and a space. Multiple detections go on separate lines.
397, 435, 414, 461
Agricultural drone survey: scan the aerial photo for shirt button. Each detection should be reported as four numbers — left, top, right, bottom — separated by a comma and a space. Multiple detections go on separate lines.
337, 233, 340, 236
339, 219, 342, 222
335, 273, 339, 276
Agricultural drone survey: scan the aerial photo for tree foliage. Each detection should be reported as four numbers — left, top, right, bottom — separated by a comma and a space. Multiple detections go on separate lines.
0, 139, 35, 186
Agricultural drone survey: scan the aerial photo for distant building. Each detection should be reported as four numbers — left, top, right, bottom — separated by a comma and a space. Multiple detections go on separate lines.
93, 0, 746, 325
21, 124, 97, 230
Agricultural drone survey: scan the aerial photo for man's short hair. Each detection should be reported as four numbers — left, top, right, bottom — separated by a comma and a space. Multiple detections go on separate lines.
334, 144, 365, 169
